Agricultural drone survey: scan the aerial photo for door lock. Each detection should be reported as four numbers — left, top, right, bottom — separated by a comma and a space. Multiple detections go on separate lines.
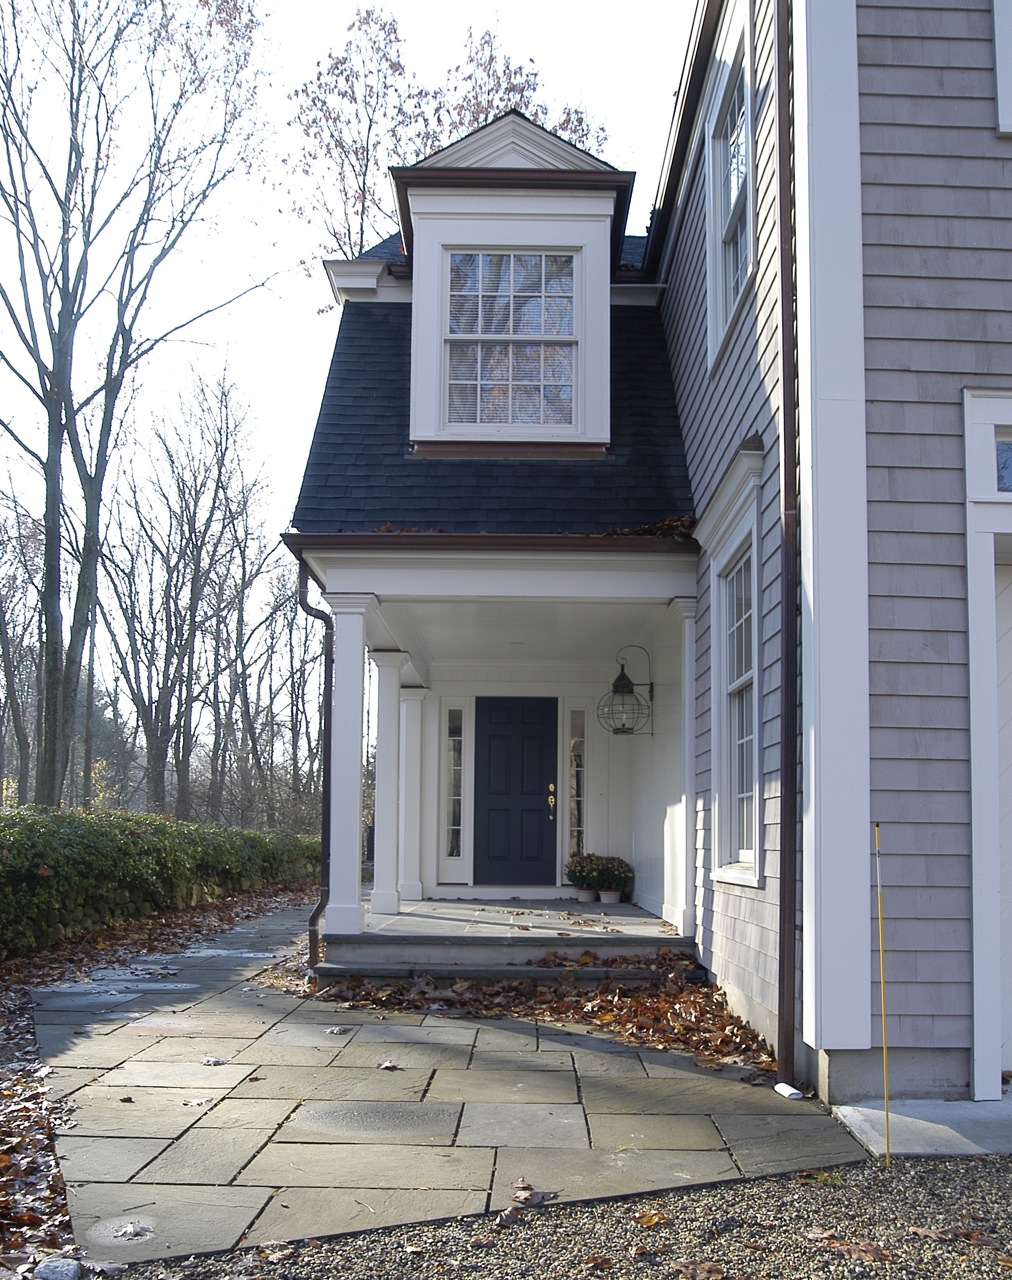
548, 782, 556, 820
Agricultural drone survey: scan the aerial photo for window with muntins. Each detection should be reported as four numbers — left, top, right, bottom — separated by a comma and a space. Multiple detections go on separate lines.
447, 252, 575, 429
725, 552, 755, 863
719, 66, 749, 320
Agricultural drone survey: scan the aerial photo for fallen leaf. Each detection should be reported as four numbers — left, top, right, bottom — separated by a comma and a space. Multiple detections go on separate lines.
469, 1235, 496, 1249
324, 1026, 352, 1035
584, 1256, 613, 1270
201, 1056, 229, 1066
671, 1263, 724, 1279
376, 1060, 401, 1071
633, 1209, 672, 1228
494, 1206, 522, 1229
181, 1097, 212, 1107
118, 1096, 134, 1104
404, 1244, 424, 1254
827, 1240, 892, 1262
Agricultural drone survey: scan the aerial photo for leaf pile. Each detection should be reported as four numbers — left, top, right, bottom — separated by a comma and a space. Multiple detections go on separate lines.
0, 987, 74, 1267
261, 956, 776, 1071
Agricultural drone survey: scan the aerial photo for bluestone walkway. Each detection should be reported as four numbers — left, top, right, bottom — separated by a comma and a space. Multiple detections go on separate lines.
35, 904, 865, 1264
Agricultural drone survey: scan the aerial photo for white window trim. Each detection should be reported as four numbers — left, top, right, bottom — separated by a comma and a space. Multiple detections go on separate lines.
408, 191, 613, 443
995, 0, 1012, 135
964, 389, 1012, 1097
695, 447, 763, 888
703, 0, 755, 366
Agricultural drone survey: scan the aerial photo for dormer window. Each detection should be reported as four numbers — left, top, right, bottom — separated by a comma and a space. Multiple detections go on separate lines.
391, 113, 629, 449
447, 251, 575, 429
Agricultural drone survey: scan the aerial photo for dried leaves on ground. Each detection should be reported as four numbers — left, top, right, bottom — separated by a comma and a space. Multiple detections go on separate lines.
258, 949, 777, 1073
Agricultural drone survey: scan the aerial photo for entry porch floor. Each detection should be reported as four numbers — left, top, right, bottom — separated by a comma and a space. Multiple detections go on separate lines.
319, 898, 693, 979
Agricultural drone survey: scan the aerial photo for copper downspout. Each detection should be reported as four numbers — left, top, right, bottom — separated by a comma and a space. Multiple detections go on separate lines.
774, 0, 801, 1085
297, 556, 332, 969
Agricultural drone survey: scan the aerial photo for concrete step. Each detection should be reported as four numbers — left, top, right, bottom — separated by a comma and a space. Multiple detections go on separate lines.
320, 934, 694, 969
315, 959, 705, 986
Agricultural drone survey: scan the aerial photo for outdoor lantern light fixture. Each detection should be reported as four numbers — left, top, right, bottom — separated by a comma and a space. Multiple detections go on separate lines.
596, 645, 654, 735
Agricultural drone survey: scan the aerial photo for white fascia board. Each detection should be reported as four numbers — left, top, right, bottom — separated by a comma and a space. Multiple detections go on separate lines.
996, 0, 1012, 135
794, 0, 872, 1052
309, 547, 697, 604
323, 259, 410, 306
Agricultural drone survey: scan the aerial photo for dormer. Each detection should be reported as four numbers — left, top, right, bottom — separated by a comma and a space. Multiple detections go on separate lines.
390, 113, 634, 450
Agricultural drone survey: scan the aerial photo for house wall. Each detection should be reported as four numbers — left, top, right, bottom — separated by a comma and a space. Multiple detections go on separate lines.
848, 0, 1012, 1094
658, 0, 785, 1050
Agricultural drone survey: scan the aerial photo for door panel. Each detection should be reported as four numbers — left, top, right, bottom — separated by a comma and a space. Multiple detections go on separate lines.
474, 697, 557, 885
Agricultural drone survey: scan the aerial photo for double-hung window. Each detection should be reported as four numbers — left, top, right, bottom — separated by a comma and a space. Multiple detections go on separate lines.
704, 3, 754, 360
446, 251, 575, 429
717, 65, 749, 321
725, 552, 755, 864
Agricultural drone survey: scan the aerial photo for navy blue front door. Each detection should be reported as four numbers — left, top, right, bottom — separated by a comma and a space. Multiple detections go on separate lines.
473, 697, 558, 885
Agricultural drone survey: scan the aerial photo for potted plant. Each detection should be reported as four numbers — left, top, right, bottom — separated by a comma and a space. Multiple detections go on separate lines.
596, 856, 634, 904
564, 853, 600, 902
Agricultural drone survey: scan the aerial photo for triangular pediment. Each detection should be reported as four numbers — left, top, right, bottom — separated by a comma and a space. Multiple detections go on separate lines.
414, 111, 614, 173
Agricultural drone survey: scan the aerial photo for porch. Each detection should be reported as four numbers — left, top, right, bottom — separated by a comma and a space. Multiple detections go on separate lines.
293, 534, 699, 944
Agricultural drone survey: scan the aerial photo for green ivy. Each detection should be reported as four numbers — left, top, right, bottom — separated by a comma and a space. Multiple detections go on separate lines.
0, 809, 319, 960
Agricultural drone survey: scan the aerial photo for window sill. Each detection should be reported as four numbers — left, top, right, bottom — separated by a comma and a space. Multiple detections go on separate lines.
410, 441, 609, 460
710, 860, 763, 889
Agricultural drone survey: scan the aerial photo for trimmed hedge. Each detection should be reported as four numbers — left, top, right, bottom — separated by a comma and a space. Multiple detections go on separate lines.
0, 809, 320, 960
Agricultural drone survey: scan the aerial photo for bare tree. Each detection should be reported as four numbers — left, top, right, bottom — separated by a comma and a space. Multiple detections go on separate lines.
100, 378, 260, 816
0, 0, 259, 805
289, 9, 606, 259
0, 509, 42, 803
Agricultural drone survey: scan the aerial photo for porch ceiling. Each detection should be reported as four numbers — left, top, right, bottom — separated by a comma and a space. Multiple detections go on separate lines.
298, 536, 698, 686
375, 598, 671, 673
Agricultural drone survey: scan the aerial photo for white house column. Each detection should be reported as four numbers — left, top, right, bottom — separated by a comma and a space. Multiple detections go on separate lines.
665, 597, 697, 938
399, 687, 428, 900
371, 651, 406, 915
326, 595, 374, 936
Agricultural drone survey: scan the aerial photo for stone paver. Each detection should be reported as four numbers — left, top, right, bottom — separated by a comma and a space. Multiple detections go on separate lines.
588, 1112, 725, 1151
426, 1067, 578, 1103
36, 902, 873, 1263
456, 1102, 589, 1148
67, 1182, 271, 1263
248, 1186, 488, 1244
279, 1100, 462, 1145
56, 1136, 169, 1182
237, 1142, 493, 1188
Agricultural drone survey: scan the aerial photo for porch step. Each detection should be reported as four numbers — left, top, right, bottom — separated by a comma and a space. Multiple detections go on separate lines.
318, 933, 696, 975
315, 958, 703, 986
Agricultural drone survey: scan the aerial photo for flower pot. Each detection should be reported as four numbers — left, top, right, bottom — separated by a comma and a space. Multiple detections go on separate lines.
599, 889, 622, 904
575, 887, 597, 902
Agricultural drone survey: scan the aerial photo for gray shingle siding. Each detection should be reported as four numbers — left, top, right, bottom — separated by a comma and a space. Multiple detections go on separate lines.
858, 0, 1012, 1050
657, 0, 784, 1045
292, 303, 693, 535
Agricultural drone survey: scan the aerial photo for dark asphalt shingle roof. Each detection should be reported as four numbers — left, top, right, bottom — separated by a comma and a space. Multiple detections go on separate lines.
291, 303, 692, 536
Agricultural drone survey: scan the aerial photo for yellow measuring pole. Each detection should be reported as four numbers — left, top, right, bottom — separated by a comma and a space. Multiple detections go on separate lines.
874, 822, 891, 1166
